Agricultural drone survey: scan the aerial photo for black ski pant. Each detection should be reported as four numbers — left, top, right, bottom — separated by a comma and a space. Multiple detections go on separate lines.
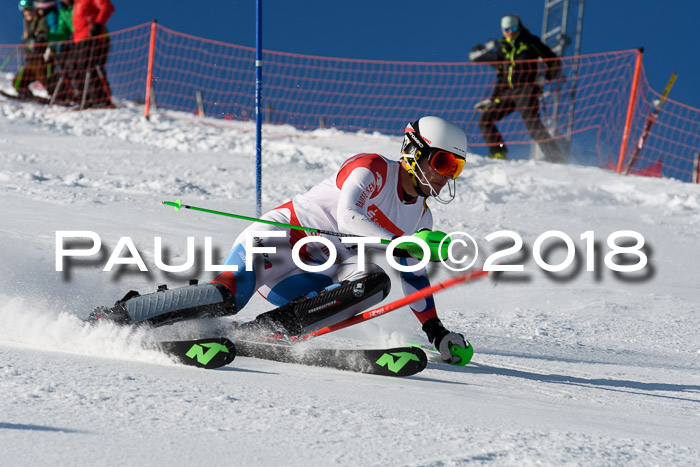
478, 84, 563, 162
73, 36, 112, 108
47, 44, 77, 104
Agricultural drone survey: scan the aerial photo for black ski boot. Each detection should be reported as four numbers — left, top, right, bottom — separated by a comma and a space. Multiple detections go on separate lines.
236, 302, 304, 340
85, 290, 139, 325
85, 282, 236, 327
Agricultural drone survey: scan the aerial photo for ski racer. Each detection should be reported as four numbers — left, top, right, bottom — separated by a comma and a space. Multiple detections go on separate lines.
474, 14, 564, 162
89, 116, 470, 364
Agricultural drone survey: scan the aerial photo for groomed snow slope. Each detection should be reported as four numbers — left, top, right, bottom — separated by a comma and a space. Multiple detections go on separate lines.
1, 96, 699, 466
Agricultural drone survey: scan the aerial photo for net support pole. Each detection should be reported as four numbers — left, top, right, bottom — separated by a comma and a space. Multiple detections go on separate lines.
616, 48, 644, 173
255, 0, 263, 217
144, 20, 157, 120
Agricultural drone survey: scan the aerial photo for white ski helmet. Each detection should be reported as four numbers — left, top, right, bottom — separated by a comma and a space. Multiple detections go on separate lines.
401, 116, 467, 204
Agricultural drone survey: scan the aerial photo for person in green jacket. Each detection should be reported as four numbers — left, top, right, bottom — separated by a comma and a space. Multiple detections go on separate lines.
475, 14, 565, 162
49, 0, 74, 42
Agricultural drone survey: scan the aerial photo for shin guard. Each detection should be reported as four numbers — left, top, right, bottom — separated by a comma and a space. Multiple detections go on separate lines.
240, 272, 391, 337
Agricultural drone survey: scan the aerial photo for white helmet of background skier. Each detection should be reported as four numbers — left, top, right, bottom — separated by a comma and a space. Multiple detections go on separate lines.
401, 116, 468, 204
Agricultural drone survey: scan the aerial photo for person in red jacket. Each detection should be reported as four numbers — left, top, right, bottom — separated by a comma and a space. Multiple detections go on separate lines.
72, 0, 114, 108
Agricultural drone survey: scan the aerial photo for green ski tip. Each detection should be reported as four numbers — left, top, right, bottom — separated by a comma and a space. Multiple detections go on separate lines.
450, 342, 474, 366
162, 199, 182, 211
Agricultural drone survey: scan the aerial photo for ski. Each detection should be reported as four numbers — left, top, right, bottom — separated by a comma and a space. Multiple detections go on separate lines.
235, 339, 427, 377
0, 89, 50, 105
156, 337, 236, 369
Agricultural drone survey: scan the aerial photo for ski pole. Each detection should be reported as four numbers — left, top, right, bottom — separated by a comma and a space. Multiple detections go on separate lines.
163, 199, 453, 261
80, 42, 97, 110
94, 64, 112, 105
299, 268, 489, 341
0, 56, 10, 74
163, 198, 391, 244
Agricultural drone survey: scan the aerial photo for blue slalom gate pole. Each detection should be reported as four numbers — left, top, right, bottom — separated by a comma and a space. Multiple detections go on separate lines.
255, 0, 263, 217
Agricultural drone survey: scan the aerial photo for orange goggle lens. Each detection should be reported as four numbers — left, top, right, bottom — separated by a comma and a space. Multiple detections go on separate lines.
429, 150, 466, 179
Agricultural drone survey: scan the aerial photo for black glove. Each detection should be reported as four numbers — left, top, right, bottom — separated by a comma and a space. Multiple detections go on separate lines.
422, 317, 467, 364
89, 23, 104, 37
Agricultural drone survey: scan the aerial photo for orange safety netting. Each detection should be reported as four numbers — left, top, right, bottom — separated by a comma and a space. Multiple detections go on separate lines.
1, 22, 698, 182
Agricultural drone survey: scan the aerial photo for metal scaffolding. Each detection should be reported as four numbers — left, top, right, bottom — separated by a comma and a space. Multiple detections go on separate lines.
534, 0, 585, 160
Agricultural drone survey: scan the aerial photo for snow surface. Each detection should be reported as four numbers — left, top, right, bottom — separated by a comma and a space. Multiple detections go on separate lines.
1, 93, 699, 466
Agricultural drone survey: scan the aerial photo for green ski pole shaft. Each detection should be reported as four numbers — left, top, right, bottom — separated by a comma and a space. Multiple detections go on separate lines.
0, 56, 10, 74
162, 198, 391, 245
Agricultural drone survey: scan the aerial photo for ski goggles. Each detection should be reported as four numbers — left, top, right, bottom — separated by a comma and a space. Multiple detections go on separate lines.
427, 149, 466, 179
503, 26, 519, 32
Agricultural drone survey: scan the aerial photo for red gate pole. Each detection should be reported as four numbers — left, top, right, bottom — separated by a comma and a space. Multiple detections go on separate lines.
301, 269, 489, 341
616, 48, 644, 173
144, 20, 157, 120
